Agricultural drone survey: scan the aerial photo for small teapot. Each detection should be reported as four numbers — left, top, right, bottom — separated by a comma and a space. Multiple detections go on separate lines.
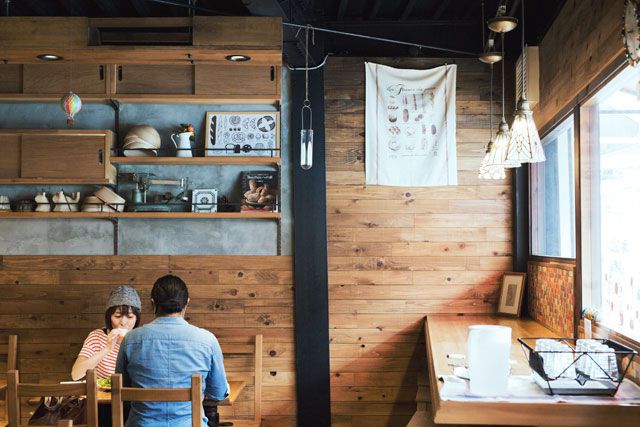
34, 192, 51, 212
171, 131, 193, 158
53, 191, 81, 212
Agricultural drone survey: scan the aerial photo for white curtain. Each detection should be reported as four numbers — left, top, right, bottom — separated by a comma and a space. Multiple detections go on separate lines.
365, 62, 457, 186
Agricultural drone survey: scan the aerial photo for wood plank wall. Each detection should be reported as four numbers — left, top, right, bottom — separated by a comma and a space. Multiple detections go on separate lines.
325, 57, 513, 426
534, 0, 624, 130
0, 255, 295, 427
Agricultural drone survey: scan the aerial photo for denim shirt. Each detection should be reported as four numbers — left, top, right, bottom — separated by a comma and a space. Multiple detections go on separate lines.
115, 316, 229, 427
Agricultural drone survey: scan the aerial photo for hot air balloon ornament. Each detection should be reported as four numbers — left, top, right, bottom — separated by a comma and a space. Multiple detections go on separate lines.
60, 91, 82, 125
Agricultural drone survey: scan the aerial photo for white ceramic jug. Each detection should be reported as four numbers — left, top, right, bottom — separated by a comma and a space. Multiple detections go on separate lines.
467, 325, 512, 396
171, 132, 193, 157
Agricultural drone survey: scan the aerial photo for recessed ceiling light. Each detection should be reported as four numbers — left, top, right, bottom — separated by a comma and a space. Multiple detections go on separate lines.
37, 54, 63, 61
225, 54, 251, 62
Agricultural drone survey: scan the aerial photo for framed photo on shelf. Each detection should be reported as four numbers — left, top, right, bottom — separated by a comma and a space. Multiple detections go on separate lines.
205, 111, 280, 157
497, 272, 526, 317
191, 188, 218, 213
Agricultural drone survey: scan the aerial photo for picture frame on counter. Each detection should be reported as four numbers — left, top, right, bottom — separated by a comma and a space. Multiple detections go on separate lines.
205, 111, 280, 157
497, 272, 526, 317
191, 188, 218, 213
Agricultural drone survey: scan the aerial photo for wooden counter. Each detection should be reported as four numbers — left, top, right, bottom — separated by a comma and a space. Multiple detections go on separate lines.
425, 314, 640, 426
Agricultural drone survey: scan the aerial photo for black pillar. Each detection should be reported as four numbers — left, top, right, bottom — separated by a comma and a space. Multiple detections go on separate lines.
291, 64, 331, 425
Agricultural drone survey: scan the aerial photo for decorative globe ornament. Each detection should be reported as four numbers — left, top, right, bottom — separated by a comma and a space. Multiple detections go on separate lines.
60, 91, 82, 125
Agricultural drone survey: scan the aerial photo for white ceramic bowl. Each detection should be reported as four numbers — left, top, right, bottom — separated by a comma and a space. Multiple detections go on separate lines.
124, 125, 161, 149
123, 149, 158, 157
94, 187, 125, 212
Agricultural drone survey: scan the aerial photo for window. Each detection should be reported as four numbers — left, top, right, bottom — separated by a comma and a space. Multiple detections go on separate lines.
581, 66, 640, 341
530, 115, 576, 258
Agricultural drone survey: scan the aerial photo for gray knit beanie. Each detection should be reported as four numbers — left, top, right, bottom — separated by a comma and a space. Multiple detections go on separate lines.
105, 285, 142, 311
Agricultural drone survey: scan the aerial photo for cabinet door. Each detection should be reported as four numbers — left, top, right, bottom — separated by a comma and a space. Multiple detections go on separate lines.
0, 65, 22, 94
23, 64, 107, 95
21, 134, 106, 179
195, 65, 279, 96
115, 65, 194, 94
0, 134, 21, 178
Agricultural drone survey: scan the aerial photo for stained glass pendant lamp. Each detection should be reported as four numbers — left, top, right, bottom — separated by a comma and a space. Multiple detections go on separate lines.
506, 0, 545, 164
479, 63, 506, 180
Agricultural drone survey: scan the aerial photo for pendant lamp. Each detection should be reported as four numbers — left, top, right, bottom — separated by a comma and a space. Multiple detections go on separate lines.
489, 34, 520, 168
506, 0, 545, 164
479, 64, 506, 179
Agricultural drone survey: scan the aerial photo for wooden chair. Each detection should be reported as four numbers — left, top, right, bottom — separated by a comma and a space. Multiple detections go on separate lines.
220, 334, 263, 427
6, 368, 97, 427
110, 374, 203, 427
1, 335, 18, 422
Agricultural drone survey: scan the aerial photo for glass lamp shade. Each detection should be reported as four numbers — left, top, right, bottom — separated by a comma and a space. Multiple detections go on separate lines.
479, 140, 506, 180
492, 119, 521, 168
487, 16, 518, 33
506, 98, 545, 164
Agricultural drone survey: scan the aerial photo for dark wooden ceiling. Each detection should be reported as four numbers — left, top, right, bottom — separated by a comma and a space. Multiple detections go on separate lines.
3, 0, 566, 61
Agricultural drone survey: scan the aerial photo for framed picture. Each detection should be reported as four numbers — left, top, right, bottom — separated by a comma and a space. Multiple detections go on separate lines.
497, 272, 526, 317
191, 189, 218, 213
205, 111, 280, 157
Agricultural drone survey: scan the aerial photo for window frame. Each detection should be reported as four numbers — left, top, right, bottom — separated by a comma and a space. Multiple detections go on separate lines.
529, 114, 577, 260
527, 53, 637, 341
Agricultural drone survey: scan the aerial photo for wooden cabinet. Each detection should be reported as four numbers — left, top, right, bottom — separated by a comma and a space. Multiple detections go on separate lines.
0, 130, 116, 184
114, 65, 194, 95
0, 65, 22, 94
22, 64, 108, 95
195, 65, 280, 96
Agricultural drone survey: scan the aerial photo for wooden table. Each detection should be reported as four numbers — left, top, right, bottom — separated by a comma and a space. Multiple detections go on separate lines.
29, 380, 246, 407
425, 314, 640, 426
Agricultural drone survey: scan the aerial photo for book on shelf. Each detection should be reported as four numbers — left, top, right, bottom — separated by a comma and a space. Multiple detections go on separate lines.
240, 171, 278, 212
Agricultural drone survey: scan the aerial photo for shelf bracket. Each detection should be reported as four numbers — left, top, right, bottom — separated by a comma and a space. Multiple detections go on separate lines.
105, 217, 119, 255
109, 98, 121, 144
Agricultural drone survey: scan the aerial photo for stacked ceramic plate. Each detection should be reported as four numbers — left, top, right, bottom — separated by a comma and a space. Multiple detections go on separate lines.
122, 125, 161, 157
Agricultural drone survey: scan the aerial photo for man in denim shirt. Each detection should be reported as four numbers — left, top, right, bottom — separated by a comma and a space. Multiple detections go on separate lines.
116, 275, 229, 427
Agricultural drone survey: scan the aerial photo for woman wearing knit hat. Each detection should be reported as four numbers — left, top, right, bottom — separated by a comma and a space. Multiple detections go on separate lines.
71, 285, 142, 381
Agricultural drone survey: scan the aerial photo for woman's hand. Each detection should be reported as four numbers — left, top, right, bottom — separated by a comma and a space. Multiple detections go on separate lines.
106, 329, 120, 350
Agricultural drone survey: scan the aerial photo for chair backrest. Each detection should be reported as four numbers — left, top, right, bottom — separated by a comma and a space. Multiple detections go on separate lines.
221, 334, 262, 425
6, 369, 97, 427
110, 373, 202, 427
6, 335, 17, 372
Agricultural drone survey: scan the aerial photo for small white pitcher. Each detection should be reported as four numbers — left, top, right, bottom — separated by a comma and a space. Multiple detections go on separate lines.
171, 132, 193, 157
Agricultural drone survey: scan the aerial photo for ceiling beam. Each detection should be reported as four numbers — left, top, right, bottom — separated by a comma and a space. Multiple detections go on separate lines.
368, 0, 382, 20
130, 0, 152, 16
19, 0, 55, 15
325, 19, 476, 28
58, 0, 93, 15
336, 0, 348, 20
93, 0, 119, 16
400, 0, 417, 21
433, 0, 451, 19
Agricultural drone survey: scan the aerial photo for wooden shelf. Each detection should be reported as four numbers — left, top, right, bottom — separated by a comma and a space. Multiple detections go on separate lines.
0, 212, 280, 219
111, 156, 280, 166
0, 94, 280, 106
0, 178, 114, 185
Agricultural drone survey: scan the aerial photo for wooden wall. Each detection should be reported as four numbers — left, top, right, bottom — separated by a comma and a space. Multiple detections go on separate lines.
0, 255, 295, 427
325, 57, 513, 426
534, 0, 625, 130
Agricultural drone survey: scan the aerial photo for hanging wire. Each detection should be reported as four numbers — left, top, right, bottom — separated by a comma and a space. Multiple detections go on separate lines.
521, 0, 527, 99
283, 22, 476, 56
304, 25, 311, 106
490, 63, 494, 137
501, 33, 506, 120
481, 0, 486, 51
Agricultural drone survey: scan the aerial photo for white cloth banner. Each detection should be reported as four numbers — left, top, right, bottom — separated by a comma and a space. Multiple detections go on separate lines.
365, 62, 457, 186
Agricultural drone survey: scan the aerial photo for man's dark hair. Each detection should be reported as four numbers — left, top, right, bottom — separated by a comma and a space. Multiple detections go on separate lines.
151, 274, 189, 314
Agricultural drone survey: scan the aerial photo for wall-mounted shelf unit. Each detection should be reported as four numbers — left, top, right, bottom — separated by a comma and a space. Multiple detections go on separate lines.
0, 95, 281, 106
0, 212, 280, 219
111, 156, 281, 166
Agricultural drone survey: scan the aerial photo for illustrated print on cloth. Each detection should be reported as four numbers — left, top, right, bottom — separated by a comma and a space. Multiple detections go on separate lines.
365, 62, 457, 187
